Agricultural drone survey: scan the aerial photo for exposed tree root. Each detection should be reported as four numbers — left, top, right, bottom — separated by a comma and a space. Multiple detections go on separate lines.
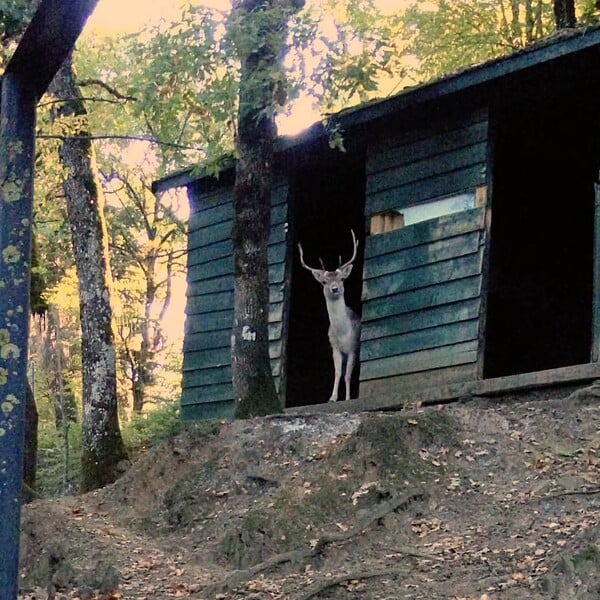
382, 545, 444, 562
205, 549, 313, 595
204, 489, 427, 596
564, 380, 600, 402
294, 567, 410, 600
311, 488, 426, 553
543, 488, 600, 499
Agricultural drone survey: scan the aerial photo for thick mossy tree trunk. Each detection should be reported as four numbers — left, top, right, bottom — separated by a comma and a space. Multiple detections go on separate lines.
50, 56, 127, 492
228, 0, 304, 419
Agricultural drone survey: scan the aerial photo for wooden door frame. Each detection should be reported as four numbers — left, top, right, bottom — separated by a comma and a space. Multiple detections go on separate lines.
592, 183, 600, 362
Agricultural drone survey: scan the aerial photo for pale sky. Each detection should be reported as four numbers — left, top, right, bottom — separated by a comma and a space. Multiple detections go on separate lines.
86, 0, 403, 33
85, 0, 229, 34
85, 0, 319, 134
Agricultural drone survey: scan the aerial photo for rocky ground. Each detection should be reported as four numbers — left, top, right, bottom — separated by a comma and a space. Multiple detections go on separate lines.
18, 385, 600, 599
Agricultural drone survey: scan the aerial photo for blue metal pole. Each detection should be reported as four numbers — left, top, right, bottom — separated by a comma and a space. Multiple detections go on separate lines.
0, 73, 37, 598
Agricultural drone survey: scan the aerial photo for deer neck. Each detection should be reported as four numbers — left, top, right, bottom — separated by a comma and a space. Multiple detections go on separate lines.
325, 294, 350, 325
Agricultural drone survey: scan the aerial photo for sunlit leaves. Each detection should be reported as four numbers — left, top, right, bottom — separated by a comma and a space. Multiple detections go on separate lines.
285, 0, 406, 113
400, 0, 598, 83
117, 5, 237, 172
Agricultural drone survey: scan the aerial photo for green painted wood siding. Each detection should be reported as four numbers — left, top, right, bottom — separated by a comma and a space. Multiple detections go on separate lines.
361, 109, 488, 382
366, 110, 488, 213
181, 182, 288, 420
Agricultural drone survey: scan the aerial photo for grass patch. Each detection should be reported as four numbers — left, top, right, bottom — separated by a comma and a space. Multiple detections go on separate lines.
162, 456, 221, 529
121, 401, 182, 454
352, 411, 458, 482
573, 544, 600, 567
36, 424, 82, 497
36, 401, 187, 498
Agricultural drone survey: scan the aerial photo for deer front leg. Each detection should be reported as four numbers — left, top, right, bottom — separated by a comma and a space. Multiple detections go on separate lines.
344, 351, 356, 401
330, 347, 343, 402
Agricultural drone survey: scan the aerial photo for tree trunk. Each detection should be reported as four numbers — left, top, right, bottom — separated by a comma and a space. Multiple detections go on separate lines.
553, 0, 576, 28
22, 383, 38, 503
132, 251, 157, 413
49, 56, 127, 492
43, 308, 77, 429
23, 232, 45, 502
228, 0, 304, 419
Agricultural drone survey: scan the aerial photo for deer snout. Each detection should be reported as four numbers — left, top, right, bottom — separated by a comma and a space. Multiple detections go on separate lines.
327, 281, 344, 298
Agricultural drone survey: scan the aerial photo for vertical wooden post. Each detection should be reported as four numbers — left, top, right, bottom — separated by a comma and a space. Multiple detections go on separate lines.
591, 183, 600, 362
0, 72, 37, 600
0, 2, 99, 594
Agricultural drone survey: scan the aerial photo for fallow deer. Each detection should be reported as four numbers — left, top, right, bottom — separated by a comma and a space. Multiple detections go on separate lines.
298, 230, 361, 402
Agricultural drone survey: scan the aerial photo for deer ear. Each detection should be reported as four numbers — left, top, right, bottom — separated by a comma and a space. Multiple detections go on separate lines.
339, 263, 353, 279
311, 270, 326, 284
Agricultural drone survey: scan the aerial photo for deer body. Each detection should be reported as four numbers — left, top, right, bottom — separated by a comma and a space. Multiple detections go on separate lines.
298, 232, 361, 402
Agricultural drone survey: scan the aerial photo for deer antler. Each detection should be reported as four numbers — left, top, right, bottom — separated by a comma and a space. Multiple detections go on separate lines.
298, 242, 321, 274
298, 230, 359, 273
339, 229, 359, 272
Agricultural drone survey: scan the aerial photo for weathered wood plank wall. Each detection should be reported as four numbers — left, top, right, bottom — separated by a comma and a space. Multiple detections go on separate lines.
181, 181, 288, 420
361, 109, 489, 387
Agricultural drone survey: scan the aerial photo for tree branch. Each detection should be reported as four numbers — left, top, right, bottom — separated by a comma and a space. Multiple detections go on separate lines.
37, 133, 203, 152
38, 97, 131, 108
77, 78, 138, 101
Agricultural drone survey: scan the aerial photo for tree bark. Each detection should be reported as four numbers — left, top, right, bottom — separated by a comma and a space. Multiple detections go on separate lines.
49, 55, 127, 492
228, 0, 304, 419
22, 382, 38, 503
42, 308, 77, 429
132, 248, 157, 413
553, 0, 576, 28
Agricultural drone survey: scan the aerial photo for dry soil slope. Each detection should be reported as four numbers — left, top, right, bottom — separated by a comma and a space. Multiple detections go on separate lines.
19, 387, 600, 599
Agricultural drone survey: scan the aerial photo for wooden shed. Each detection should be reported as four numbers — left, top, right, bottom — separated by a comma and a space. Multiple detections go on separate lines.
154, 29, 600, 420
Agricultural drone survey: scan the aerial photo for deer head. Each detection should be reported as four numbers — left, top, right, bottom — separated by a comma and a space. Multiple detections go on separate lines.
298, 229, 358, 302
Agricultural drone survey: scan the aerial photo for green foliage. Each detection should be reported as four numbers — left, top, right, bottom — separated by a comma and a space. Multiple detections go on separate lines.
573, 544, 600, 567
291, 0, 406, 112
36, 423, 82, 497
36, 401, 183, 498
401, 0, 599, 83
0, 0, 35, 67
85, 0, 409, 172
121, 401, 182, 454
401, 0, 551, 82
579, 0, 600, 24
117, 5, 238, 173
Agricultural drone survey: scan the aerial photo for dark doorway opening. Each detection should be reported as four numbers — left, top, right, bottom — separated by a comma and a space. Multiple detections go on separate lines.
484, 87, 599, 378
285, 153, 366, 407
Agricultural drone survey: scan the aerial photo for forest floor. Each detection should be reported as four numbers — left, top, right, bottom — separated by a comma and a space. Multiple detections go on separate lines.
18, 385, 600, 600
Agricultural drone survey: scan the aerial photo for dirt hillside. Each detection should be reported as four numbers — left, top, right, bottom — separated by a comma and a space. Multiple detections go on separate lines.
18, 386, 600, 599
